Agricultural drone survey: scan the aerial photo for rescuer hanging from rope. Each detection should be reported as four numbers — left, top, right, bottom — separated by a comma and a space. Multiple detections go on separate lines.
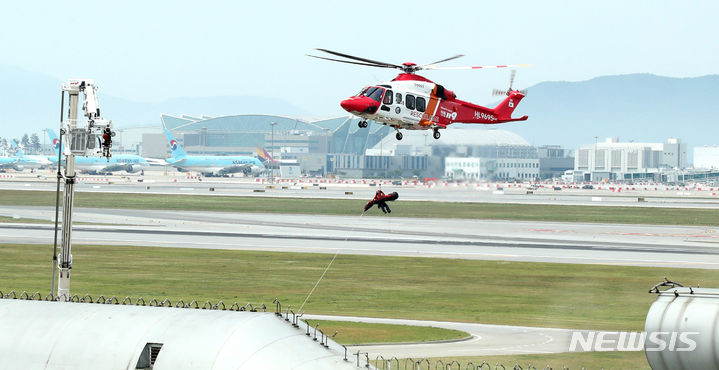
364, 188, 399, 214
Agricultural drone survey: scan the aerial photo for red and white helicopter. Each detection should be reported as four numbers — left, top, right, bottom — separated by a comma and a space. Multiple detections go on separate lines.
309, 49, 529, 141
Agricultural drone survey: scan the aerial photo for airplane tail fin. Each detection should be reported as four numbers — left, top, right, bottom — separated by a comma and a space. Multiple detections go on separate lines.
256, 147, 269, 163
256, 146, 275, 163
46, 129, 61, 156
163, 129, 187, 159
492, 91, 528, 122
262, 147, 275, 163
10, 140, 24, 157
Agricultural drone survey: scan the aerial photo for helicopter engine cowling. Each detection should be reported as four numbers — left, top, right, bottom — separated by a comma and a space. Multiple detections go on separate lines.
435, 84, 456, 100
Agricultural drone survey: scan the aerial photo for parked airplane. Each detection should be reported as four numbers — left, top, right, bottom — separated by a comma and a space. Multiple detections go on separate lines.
9, 140, 52, 169
0, 156, 21, 171
164, 129, 264, 176
255, 146, 298, 165
46, 129, 150, 174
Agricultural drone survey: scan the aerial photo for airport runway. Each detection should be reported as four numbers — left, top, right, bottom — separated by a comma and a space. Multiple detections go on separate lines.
0, 199, 711, 357
2, 206, 719, 269
4, 173, 719, 208
303, 314, 632, 358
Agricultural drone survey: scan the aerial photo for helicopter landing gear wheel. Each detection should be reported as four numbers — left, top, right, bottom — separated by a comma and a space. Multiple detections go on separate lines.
395, 131, 403, 140
433, 129, 441, 139
358, 121, 368, 128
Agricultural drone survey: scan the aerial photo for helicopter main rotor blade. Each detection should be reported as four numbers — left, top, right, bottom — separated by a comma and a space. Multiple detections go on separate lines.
421, 54, 465, 68
315, 48, 402, 69
423, 63, 531, 70
306, 54, 399, 69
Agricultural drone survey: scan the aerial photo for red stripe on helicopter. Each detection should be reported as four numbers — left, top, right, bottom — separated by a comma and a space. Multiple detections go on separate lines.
471, 65, 508, 69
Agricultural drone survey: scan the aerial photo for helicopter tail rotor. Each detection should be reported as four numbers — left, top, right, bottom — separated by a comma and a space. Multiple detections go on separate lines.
492, 70, 527, 96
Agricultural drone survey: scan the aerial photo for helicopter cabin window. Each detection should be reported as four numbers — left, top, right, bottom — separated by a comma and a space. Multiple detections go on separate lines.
395, 93, 403, 105
405, 94, 416, 110
383, 90, 393, 105
362, 86, 385, 103
416, 97, 426, 112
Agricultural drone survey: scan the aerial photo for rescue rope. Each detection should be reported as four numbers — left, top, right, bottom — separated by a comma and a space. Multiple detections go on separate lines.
298, 212, 363, 312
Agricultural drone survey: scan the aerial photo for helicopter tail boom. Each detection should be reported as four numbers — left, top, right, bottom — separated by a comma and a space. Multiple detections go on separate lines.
492, 90, 527, 122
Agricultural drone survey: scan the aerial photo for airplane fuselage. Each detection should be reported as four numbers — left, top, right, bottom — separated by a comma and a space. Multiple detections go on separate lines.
167, 156, 264, 175
49, 155, 149, 174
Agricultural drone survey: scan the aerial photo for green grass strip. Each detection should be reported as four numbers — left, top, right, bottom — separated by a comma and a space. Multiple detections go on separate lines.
1, 189, 719, 225
302, 320, 469, 345
1, 243, 716, 332
0, 215, 49, 224
409, 351, 649, 370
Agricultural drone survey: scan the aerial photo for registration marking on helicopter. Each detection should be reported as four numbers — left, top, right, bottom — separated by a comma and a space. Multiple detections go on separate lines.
474, 111, 497, 121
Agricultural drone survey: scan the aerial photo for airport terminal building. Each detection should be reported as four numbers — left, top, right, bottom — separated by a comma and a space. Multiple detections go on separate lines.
573, 137, 687, 182
118, 113, 573, 180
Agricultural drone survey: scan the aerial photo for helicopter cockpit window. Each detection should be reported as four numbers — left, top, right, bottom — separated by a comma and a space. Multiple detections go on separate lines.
357, 87, 370, 96
405, 94, 416, 110
416, 97, 426, 112
362, 86, 385, 103
383, 90, 393, 105
361, 87, 377, 97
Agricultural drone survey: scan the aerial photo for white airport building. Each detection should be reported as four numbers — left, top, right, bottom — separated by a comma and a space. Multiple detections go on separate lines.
444, 157, 540, 180
574, 137, 686, 181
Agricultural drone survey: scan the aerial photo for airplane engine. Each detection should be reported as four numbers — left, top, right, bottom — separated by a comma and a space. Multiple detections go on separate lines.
14, 165, 24, 172
250, 166, 264, 176
124, 164, 142, 173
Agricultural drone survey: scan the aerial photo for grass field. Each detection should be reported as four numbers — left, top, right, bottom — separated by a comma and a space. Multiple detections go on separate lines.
1, 243, 716, 333
1, 189, 719, 225
302, 320, 469, 345
401, 351, 649, 370
0, 215, 48, 223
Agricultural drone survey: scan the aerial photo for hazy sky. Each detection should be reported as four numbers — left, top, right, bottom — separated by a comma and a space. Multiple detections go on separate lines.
2, 1, 717, 116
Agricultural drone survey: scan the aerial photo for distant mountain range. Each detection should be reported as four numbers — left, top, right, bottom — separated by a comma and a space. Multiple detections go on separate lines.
0, 65, 310, 139
1, 65, 717, 152
495, 73, 719, 150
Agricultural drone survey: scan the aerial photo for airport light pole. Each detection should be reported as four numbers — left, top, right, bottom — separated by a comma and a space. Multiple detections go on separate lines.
270, 121, 276, 182
322, 128, 330, 177
593, 136, 598, 181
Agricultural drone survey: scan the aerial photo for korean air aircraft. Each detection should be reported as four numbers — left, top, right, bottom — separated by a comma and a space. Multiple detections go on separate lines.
164, 128, 264, 176
46, 129, 150, 174
9, 140, 52, 169
0, 156, 21, 171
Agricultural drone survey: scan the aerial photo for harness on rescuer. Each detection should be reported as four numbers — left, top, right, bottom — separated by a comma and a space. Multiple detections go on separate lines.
364, 189, 399, 214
